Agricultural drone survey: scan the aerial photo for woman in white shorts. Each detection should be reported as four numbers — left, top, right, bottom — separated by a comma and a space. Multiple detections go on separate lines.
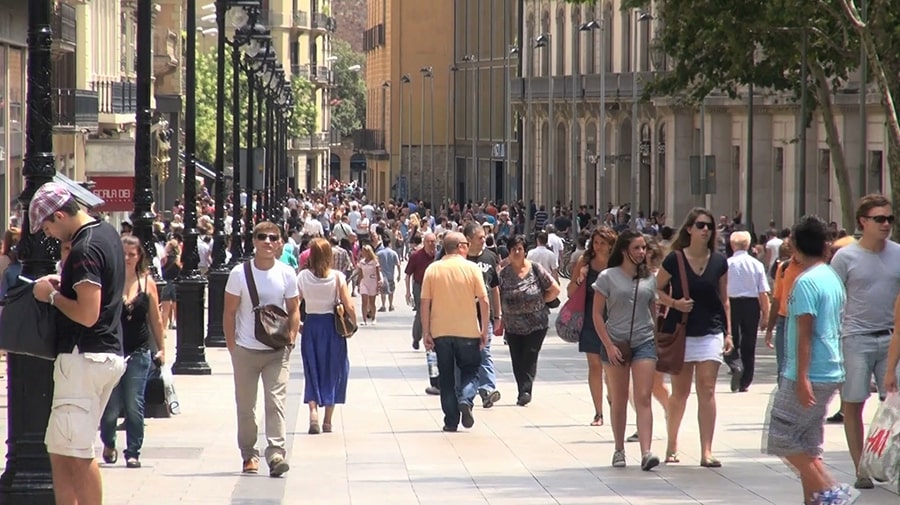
655, 208, 734, 467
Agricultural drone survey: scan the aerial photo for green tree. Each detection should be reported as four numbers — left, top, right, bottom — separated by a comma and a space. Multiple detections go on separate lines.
329, 39, 366, 137
566, 0, 863, 229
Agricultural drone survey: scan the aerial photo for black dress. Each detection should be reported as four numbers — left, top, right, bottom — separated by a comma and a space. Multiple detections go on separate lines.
578, 266, 604, 354
122, 277, 152, 355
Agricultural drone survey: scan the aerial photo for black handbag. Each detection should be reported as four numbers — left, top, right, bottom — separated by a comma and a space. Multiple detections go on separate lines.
531, 262, 560, 308
333, 273, 357, 338
243, 262, 292, 349
0, 282, 57, 360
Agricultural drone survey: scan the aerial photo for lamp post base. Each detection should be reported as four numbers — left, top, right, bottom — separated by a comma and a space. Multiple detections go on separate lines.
172, 277, 212, 375
0, 354, 55, 505
204, 267, 229, 348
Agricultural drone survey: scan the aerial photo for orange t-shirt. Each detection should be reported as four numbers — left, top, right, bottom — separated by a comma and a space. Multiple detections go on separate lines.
773, 258, 804, 317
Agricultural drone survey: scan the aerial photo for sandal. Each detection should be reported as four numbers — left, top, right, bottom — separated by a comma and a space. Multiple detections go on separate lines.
665, 452, 680, 464
700, 457, 722, 468
322, 423, 332, 433
590, 413, 604, 426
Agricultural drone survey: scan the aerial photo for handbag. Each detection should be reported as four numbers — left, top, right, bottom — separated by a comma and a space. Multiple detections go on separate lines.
655, 251, 690, 374
0, 281, 57, 360
531, 262, 560, 308
611, 278, 640, 364
333, 272, 358, 338
554, 276, 587, 343
243, 261, 292, 350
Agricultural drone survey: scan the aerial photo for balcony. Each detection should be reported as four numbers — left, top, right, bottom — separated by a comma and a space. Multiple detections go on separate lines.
354, 129, 385, 153
92, 80, 137, 124
51, 3, 76, 53
509, 72, 658, 102
293, 10, 309, 29
290, 132, 330, 151
291, 63, 310, 80
312, 66, 331, 86
311, 12, 335, 32
363, 24, 385, 52
52, 88, 99, 131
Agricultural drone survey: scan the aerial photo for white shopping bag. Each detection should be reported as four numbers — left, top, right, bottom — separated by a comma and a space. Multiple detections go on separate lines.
860, 392, 900, 482
161, 368, 181, 416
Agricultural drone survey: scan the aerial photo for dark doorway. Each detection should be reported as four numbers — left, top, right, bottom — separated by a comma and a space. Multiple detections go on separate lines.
330, 153, 341, 182
494, 161, 504, 203
455, 158, 466, 203
350, 153, 366, 187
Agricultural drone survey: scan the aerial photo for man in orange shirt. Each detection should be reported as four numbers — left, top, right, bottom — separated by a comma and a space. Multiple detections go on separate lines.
764, 239, 803, 384
421, 232, 489, 432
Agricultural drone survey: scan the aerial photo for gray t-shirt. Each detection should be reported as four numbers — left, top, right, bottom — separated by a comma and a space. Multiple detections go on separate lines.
376, 246, 400, 280
830, 241, 900, 336
592, 267, 657, 345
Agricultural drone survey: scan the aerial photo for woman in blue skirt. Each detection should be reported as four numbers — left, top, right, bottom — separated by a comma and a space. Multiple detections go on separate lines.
297, 238, 356, 434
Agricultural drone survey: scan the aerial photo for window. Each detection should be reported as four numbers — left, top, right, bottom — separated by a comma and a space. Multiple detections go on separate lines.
868, 150, 884, 194
622, 10, 631, 73
555, 8, 565, 75
604, 3, 613, 73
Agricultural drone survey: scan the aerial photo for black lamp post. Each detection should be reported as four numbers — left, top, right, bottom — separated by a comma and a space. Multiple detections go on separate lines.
0, 1, 58, 501
172, 0, 211, 375
243, 67, 256, 257
205, 0, 262, 348
132, 0, 159, 276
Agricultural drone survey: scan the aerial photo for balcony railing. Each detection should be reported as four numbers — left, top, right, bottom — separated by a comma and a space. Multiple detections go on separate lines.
311, 12, 329, 31
52, 88, 99, 129
312, 66, 331, 85
291, 63, 310, 80
294, 10, 308, 28
354, 129, 385, 151
291, 132, 330, 150
92, 80, 137, 115
51, 2, 76, 50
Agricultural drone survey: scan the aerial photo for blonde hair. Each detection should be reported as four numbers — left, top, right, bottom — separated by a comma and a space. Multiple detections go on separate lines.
360, 244, 376, 262
729, 231, 752, 250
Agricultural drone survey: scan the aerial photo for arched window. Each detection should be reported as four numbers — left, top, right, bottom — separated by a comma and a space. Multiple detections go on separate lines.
640, 9, 652, 71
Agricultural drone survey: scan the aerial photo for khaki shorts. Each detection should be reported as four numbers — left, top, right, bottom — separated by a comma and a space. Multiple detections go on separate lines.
45, 351, 126, 459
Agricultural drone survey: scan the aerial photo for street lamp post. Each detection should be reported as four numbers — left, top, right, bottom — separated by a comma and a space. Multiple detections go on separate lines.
507, 46, 519, 204
243, 68, 256, 257
525, 48, 534, 233
580, 19, 602, 211
797, 27, 808, 221
534, 36, 550, 209
447, 65, 458, 203
463, 54, 477, 200
428, 70, 435, 206
1, 1, 62, 500
399, 74, 411, 200
633, 12, 653, 214
419, 66, 432, 202
172, 0, 212, 376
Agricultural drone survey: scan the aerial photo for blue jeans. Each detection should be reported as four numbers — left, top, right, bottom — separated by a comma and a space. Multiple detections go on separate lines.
455, 325, 496, 402
100, 349, 151, 459
434, 337, 482, 429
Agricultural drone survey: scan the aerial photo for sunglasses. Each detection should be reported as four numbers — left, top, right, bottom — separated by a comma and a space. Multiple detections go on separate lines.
693, 221, 714, 230
255, 233, 280, 242
865, 215, 895, 225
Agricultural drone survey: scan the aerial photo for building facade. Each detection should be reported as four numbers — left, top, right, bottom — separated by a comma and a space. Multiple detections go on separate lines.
514, 0, 888, 230
360, 0, 455, 204
267, 0, 336, 192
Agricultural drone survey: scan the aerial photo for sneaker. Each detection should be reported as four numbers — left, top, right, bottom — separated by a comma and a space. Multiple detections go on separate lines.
853, 476, 874, 489
612, 449, 626, 468
627, 431, 640, 443
125, 457, 141, 469
425, 386, 440, 395
459, 403, 475, 429
826, 411, 844, 424
442, 425, 458, 432
641, 452, 660, 471
730, 367, 743, 393
242, 457, 259, 474
268, 455, 290, 477
481, 390, 501, 409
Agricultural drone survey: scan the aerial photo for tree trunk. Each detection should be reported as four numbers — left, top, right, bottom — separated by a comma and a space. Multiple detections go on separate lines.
810, 61, 855, 230
839, 0, 900, 240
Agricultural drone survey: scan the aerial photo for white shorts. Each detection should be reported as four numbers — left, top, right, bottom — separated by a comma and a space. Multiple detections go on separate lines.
45, 350, 126, 459
683, 332, 724, 364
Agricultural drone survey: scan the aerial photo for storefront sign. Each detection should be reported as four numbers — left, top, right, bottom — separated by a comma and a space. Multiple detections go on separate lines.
90, 176, 134, 212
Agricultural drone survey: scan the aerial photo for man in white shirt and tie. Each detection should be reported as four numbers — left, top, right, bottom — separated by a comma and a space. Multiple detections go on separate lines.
725, 231, 770, 393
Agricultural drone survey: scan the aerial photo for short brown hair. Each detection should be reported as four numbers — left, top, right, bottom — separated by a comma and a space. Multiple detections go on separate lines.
252, 220, 281, 237
307, 237, 333, 278
856, 194, 892, 229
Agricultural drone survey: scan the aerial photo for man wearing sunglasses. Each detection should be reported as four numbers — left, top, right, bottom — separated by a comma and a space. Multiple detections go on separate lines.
830, 194, 900, 490
223, 221, 301, 477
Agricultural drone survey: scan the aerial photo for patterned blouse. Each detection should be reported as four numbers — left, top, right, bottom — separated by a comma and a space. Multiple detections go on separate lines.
498, 261, 555, 335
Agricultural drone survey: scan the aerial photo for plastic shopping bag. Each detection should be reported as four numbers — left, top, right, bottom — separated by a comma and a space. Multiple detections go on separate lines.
860, 392, 900, 483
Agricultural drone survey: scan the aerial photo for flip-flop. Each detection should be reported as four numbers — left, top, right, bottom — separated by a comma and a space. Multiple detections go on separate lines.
665, 452, 680, 464
700, 457, 722, 468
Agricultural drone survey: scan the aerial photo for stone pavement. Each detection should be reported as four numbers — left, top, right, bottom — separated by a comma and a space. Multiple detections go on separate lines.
2, 291, 899, 504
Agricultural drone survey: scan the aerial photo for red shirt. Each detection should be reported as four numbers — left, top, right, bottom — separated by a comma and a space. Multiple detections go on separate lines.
405, 248, 435, 285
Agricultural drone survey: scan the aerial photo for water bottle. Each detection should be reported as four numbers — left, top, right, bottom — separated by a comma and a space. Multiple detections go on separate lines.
426, 350, 439, 378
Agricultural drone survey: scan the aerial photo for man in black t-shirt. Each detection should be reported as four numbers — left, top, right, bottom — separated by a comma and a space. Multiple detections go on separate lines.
576, 206, 591, 232
29, 182, 127, 504
463, 222, 502, 408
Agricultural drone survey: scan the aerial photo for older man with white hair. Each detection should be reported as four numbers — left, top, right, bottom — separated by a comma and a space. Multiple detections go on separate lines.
725, 231, 770, 392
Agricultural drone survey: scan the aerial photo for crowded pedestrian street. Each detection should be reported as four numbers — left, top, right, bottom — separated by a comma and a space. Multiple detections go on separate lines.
1, 292, 894, 505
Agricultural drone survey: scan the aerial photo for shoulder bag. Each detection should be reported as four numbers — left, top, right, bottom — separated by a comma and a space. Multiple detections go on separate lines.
243, 261, 292, 350
532, 262, 560, 308
333, 272, 358, 338
655, 251, 689, 374
554, 275, 586, 343
612, 277, 641, 364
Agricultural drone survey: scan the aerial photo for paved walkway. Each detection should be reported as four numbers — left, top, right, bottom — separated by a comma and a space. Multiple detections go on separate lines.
2, 288, 899, 504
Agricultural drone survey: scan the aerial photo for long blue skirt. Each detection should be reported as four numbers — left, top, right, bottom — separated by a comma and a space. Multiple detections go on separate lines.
301, 313, 349, 405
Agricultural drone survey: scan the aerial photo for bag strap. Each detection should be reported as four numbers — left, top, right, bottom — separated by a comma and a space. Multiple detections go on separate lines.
333, 271, 342, 305
628, 276, 640, 340
674, 251, 690, 324
243, 261, 261, 309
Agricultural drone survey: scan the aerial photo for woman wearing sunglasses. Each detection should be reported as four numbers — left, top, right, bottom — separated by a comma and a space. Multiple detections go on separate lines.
656, 208, 734, 468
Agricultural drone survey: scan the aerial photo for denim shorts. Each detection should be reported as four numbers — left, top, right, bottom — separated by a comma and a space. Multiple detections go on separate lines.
598, 338, 657, 364
841, 333, 893, 403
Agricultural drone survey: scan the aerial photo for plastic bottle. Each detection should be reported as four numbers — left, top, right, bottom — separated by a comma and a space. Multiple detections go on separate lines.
426, 350, 439, 378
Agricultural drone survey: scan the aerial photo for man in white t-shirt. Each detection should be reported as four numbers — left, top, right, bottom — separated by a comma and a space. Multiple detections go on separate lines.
765, 229, 787, 273
526, 232, 559, 282
223, 221, 300, 478
348, 204, 361, 233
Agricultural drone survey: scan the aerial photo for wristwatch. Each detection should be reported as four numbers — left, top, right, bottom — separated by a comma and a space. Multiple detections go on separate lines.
48, 289, 59, 306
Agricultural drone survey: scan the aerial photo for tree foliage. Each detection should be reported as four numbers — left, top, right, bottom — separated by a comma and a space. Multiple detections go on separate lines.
329, 38, 366, 137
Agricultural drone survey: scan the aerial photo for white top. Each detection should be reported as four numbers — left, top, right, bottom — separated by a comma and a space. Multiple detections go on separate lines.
297, 270, 345, 314
765, 237, 783, 271
348, 210, 361, 232
225, 260, 299, 351
527, 246, 559, 273
726, 250, 769, 298
547, 233, 565, 254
